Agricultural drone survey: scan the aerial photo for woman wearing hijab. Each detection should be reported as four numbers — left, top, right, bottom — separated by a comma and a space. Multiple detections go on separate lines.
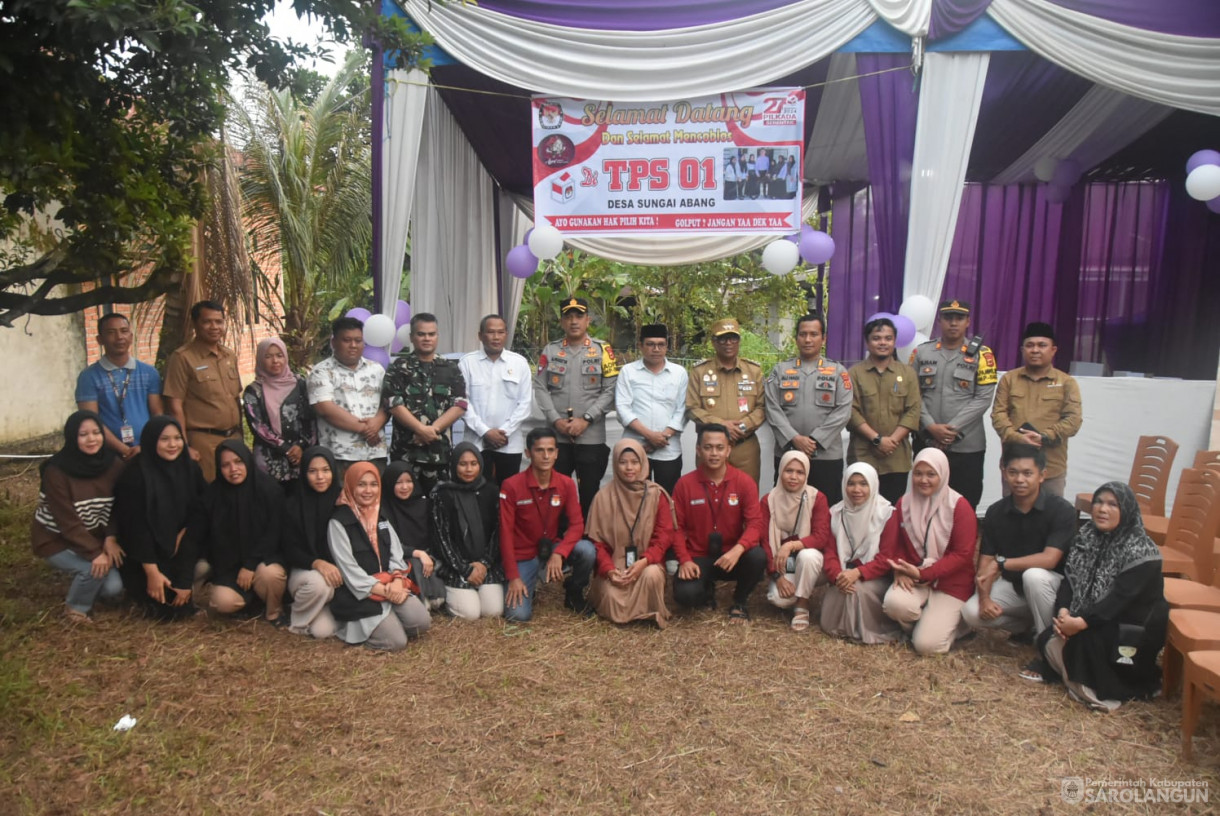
430, 443, 504, 619
383, 461, 446, 611
784, 155, 799, 199
114, 416, 205, 620
879, 448, 977, 655
821, 463, 902, 643
1036, 483, 1167, 712
328, 462, 431, 650
190, 440, 288, 622
586, 440, 672, 628
282, 446, 343, 638
243, 337, 315, 487
761, 450, 831, 631
31, 411, 126, 622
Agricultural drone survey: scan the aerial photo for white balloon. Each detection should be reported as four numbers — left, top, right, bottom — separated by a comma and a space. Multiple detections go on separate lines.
898, 295, 937, 333
1185, 164, 1220, 202
363, 313, 396, 347
1032, 157, 1058, 183
761, 239, 799, 276
897, 331, 929, 362
527, 225, 565, 260
395, 323, 412, 348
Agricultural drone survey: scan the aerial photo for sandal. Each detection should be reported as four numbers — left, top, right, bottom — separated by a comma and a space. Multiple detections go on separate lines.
64, 607, 95, 625
728, 603, 751, 622
790, 608, 811, 632
1019, 659, 1047, 683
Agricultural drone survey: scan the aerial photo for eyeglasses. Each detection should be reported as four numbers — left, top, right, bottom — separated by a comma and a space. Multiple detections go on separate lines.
713, 335, 740, 343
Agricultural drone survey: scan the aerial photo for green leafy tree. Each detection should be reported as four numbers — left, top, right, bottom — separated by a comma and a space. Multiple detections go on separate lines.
234, 51, 372, 368
0, 0, 431, 326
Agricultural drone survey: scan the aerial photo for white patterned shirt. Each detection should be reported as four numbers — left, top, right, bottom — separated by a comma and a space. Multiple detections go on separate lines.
307, 356, 388, 461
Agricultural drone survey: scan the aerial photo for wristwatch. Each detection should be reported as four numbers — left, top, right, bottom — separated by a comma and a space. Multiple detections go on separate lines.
995, 554, 1007, 568
582, 412, 594, 423
871, 434, 882, 447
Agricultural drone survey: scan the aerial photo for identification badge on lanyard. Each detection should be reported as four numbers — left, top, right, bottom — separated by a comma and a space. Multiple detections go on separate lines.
120, 424, 135, 445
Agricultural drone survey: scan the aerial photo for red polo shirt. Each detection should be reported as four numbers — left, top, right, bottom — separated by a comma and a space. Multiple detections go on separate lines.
671, 465, 762, 562
498, 468, 584, 580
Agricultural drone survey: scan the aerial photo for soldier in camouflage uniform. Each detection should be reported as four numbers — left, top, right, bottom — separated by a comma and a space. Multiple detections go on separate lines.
382, 312, 468, 495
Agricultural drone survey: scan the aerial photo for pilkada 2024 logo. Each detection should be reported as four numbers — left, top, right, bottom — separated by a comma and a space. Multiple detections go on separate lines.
760, 93, 801, 126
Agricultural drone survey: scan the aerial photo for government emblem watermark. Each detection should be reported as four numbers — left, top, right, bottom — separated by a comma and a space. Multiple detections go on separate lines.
1060, 776, 1209, 805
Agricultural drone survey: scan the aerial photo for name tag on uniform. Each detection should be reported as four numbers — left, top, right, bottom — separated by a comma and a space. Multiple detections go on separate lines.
377, 521, 391, 530
195, 365, 209, 371
516, 499, 533, 506
690, 498, 706, 506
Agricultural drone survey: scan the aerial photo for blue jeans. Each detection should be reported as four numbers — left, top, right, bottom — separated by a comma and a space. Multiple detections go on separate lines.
44, 549, 123, 614
504, 539, 596, 622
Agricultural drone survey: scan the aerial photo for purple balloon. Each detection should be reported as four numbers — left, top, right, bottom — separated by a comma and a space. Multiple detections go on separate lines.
799, 230, 836, 266
345, 307, 371, 323
1207, 196, 1220, 215
393, 299, 411, 329
783, 232, 800, 244
867, 311, 894, 324
1044, 183, 1071, 204
363, 345, 390, 368
891, 314, 917, 347
1187, 150, 1220, 175
506, 244, 539, 279
1051, 158, 1082, 188
390, 333, 405, 354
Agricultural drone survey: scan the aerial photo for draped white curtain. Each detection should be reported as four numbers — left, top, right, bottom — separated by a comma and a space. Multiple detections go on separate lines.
988, 0, 1220, 116
991, 86, 1174, 185
410, 87, 499, 354
497, 191, 531, 347
866, 0, 932, 35
399, 0, 876, 98
804, 53, 870, 185
378, 68, 428, 317
902, 52, 990, 302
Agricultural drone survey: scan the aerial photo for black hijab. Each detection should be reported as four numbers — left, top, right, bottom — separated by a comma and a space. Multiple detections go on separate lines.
1065, 481, 1162, 616
382, 460, 429, 547
42, 410, 116, 479
134, 415, 199, 555
205, 439, 280, 564
434, 442, 490, 560
286, 446, 342, 561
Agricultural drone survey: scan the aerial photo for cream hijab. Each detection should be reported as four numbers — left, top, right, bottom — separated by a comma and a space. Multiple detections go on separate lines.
830, 462, 893, 567
766, 450, 819, 552
900, 448, 962, 566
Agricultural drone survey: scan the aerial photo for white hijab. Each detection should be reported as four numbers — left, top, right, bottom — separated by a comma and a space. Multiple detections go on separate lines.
830, 462, 893, 567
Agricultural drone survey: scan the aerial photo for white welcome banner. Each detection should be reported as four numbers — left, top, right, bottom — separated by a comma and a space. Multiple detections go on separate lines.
532, 89, 804, 235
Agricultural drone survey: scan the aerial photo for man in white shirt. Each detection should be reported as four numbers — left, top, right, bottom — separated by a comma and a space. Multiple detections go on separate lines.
459, 314, 533, 486
307, 317, 389, 474
615, 324, 688, 494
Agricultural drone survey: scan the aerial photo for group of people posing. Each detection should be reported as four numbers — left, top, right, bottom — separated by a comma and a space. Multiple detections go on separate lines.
33, 297, 1165, 712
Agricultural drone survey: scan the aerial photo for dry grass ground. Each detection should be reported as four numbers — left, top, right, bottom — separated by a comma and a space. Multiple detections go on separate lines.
2, 459, 1219, 815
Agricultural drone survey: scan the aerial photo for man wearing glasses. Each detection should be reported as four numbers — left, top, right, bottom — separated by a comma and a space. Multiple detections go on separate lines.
686, 317, 766, 484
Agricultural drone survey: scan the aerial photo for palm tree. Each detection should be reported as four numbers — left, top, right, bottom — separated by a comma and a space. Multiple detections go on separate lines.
233, 52, 372, 368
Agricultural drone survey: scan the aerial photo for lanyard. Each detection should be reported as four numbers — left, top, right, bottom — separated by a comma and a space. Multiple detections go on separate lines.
627, 485, 651, 546
701, 482, 722, 532
786, 490, 808, 539
531, 487, 556, 539
104, 368, 132, 422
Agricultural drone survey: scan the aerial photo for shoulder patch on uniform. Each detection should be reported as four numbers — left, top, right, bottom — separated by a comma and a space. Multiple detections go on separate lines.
692, 358, 711, 367
977, 349, 998, 386
840, 371, 852, 390
538, 353, 548, 371
907, 348, 917, 365
601, 344, 619, 377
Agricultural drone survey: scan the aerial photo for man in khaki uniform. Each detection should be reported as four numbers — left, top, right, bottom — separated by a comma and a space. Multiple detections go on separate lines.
990, 322, 1082, 497
686, 318, 765, 484
163, 300, 242, 481
847, 316, 922, 503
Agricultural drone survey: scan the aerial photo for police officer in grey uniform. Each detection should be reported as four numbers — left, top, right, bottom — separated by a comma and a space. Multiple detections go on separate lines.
534, 297, 619, 518
910, 299, 998, 509
764, 312, 854, 505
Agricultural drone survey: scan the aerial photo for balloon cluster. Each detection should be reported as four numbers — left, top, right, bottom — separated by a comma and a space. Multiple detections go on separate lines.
762, 224, 835, 276
1032, 156, 1083, 204
506, 225, 565, 279
868, 294, 937, 360
1185, 150, 1220, 214
344, 299, 413, 368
